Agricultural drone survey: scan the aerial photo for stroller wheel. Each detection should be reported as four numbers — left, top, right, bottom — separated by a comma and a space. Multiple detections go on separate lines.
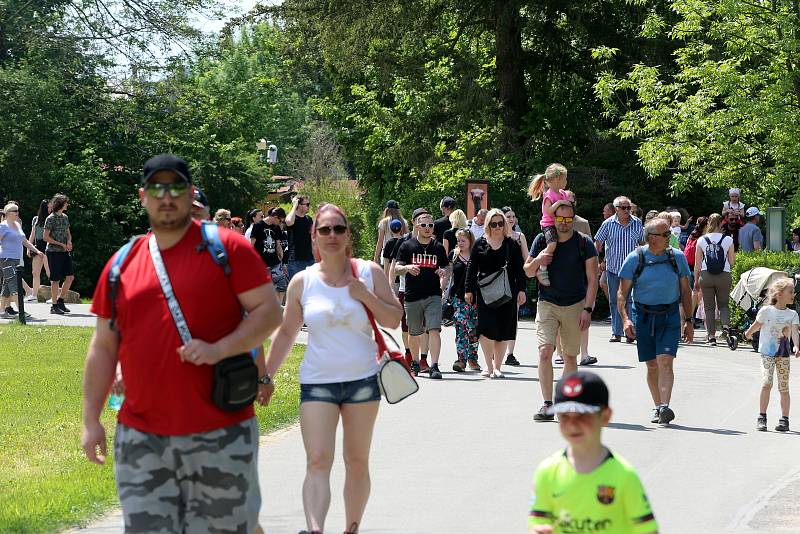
727, 333, 739, 351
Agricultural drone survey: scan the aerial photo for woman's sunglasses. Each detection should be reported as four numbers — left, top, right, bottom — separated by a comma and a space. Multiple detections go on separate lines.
488, 221, 505, 228
317, 225, 347, 236
144, 182, 189, 199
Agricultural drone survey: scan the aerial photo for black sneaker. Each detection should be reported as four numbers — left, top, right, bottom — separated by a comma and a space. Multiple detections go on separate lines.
51, 305, 65, 315
776, 417, 790, 432
757, 415, 767, 432
429, 364, 442, 379
410, 361, 420, 377
534, 404, 555, 422
658, 406, 675, 424
57, 298, 70, 313
505, 354, 520, 366
5, 306, 18, 316
651, 407, 661, 424
452, 359, 466, 372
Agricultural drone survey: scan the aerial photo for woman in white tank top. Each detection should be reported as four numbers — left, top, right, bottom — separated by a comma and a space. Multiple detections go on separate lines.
264, 204, 402, 534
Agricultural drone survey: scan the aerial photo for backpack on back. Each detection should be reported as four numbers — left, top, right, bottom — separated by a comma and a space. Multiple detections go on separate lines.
703, 235, 727, 274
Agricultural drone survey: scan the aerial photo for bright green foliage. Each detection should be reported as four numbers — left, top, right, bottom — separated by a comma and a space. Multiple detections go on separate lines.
596, 0, 800, 210
0, 324, 304, 533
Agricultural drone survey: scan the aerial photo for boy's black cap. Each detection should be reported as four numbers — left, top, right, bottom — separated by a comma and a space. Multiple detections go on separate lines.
192, 188, 209, 208
386, 199, 400, 209
412, 208, 430, 220
142, 154, 192, 184
547, 371, 609, 415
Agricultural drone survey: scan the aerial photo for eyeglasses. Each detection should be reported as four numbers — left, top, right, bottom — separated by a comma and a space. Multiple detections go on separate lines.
554, 216, 574, 223
299, 202, 310, 206
488, 221, 505, 229
317, 225, 347, 236
418, 222, 435, 229
144, 182, 189, 199
652, 231, 672, 238
5, 208, 18, 213
616, 205, 632, 210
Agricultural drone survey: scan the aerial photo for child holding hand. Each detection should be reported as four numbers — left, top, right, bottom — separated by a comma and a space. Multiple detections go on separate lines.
528, 163, 571, 286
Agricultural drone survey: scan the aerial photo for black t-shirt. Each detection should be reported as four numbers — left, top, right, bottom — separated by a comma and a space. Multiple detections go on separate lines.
530, 231, 598, 306
383, 237, 401, 283
288, 215, 313, 261
396, 237, 449, 302
442, 227, 458, 252
449, 249, 468, 300
250, 221, 283, 267
433, 216, 450, 244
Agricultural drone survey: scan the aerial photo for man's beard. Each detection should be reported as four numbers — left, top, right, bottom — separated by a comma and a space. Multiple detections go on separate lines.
150, 211, 192, 231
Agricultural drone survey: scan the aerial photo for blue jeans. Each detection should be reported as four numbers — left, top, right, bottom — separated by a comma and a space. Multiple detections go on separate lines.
607, 271, 631, 338
287, 258, 315, 281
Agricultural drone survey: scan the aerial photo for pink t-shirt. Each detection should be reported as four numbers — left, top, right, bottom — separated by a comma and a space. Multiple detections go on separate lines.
541, 189, 570, 227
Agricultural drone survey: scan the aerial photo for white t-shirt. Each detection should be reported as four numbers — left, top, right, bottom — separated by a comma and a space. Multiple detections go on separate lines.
300, 259, 381, 383
470, 219, 485, 240
244, 225, 253, 240
697, 232, 734, 272
756, 305, 799, 356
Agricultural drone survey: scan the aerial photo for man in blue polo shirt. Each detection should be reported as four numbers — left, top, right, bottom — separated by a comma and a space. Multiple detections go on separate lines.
617, 219, 694, 426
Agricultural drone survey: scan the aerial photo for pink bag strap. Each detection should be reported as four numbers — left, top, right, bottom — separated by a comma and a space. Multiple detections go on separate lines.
350, 259, 389, 361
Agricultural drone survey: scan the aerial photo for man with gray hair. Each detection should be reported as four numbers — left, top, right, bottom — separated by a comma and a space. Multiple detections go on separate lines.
594, 195, 643, 342
617, 218, 694, 425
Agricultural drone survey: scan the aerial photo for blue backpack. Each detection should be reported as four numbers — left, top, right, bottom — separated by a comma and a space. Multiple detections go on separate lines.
108, 222, 230, 331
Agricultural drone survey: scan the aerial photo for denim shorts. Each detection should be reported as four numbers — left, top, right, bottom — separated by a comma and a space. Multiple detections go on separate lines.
633, 303, 681, 362
300, 374, 381, 405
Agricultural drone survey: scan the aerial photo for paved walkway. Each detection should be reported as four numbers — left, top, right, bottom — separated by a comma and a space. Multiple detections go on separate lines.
68, 321, 799, 533
1, 302, 97, 327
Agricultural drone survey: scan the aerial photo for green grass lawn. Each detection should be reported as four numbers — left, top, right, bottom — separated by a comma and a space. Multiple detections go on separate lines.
0, 324, 304, 534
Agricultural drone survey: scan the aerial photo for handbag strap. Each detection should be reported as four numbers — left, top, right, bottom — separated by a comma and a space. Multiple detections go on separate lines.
149, 234, 193, 344
349, 259, 389, 361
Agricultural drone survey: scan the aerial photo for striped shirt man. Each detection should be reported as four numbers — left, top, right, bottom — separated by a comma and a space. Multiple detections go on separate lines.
594, 216, 644, 275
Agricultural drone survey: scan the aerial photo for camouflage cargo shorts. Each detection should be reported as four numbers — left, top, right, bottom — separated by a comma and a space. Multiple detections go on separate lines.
114, 417, 260, 533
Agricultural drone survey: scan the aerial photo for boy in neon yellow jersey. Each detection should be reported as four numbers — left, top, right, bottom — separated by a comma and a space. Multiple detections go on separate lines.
528, 371, 659, 534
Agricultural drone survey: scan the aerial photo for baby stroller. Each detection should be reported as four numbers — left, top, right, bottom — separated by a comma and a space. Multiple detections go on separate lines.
726, 268, 790, 351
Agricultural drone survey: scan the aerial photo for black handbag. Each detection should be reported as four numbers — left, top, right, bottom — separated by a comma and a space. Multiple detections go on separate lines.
212, 354, 259, 412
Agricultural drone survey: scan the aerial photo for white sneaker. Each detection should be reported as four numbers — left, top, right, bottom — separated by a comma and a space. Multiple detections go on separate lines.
25, 295, 37, 302
45, 298, 52, 304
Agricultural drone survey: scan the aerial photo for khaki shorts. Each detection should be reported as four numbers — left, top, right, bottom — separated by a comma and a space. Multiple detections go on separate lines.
535, 300, 583, 356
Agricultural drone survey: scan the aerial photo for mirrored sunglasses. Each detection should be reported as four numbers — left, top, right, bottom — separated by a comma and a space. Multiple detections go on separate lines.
554, 216, 574, 223
144, 182, 189, 199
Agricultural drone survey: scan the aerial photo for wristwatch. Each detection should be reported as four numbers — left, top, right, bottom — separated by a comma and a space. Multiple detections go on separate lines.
583, 307, 593, 314
684, 317, 694, 324
258, 373, 272, 385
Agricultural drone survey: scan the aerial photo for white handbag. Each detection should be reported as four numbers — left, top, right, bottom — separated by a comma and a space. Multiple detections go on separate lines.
351, 260, 419, 404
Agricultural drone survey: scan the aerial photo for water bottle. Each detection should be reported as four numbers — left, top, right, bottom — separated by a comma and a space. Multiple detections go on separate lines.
108, 394, 124, 411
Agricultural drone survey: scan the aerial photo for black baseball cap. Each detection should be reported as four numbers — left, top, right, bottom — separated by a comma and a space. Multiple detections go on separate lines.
192, 188, 209, 209
547, 371, 609, 415
440, 196, 456, 209
142, 154, 192, 184
412, 208, 430, 220
386, 199, 400, 209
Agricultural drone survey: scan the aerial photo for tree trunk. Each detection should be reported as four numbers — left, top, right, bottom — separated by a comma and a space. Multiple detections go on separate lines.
494, 0, 527, 147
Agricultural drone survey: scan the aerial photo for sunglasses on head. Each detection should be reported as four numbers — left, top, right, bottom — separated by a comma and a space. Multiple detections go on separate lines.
317, 224, 347, 236
554, 216, 574, 223
144, 182, 189, 199
488, 221, 505, 228
616, 205, 632, 210
418, 222, 434, 229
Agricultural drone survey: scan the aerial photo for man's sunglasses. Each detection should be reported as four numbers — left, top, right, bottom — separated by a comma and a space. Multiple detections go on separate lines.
317, 225, 347, 236
144, 182, 189, 199
418, 222, 435, 229
554, 216, 574, 223
653, 231, 672, 238
616, 205, 632, 210
488, 221, 505, 228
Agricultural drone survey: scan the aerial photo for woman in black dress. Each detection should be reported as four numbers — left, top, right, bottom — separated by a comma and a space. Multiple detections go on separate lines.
465, 208, 527, 378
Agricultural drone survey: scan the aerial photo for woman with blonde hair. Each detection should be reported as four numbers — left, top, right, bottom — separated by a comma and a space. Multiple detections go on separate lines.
465, 209, 527, 378
442, 208, 468, 255
694, 213, 736, 345
264, 204, 402, 534
214, 208, 232, 228
1, 203, 44, 317
373, 200, 408, 264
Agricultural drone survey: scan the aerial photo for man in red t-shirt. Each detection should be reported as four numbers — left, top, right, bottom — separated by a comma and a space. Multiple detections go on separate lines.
81, 154, 282, 533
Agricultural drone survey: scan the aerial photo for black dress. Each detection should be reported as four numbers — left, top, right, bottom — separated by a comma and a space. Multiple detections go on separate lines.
465, 236, 527, 341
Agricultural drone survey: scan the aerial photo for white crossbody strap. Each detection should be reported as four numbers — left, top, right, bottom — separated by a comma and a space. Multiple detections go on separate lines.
148, 234, 193, 344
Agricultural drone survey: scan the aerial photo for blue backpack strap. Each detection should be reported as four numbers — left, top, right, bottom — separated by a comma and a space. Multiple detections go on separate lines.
108, 235, 145, 331
199, 221, 231, 275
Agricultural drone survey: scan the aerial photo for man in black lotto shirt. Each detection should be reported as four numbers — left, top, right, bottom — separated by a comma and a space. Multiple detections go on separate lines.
251, 207, 289, 301
285, 195, 314, 280
396, 211, 449, 379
